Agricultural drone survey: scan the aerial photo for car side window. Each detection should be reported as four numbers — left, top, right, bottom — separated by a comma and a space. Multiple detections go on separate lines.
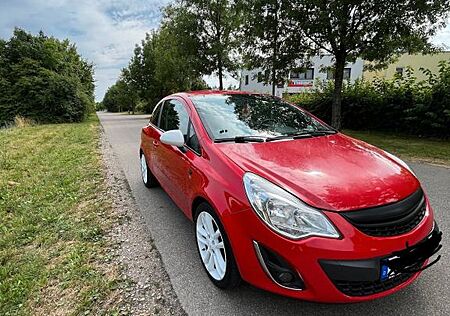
150, 101, 163, 126
187, 121, 201, 154
160, 99, 189, 139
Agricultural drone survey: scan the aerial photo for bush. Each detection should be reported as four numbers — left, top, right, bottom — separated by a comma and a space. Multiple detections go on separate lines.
285, 63, 450, 138
0, 29, 95, 125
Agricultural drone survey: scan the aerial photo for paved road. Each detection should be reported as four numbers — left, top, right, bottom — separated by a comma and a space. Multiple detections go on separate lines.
98, 112, 450, 316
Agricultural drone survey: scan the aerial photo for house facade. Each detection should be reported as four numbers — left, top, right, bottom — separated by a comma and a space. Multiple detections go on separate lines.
240, 55, 364, 97
364, 52, 450, 81
240, 52, 450, 96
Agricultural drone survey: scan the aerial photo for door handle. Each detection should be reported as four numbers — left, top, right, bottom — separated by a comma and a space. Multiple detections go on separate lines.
153, 140, 159, 147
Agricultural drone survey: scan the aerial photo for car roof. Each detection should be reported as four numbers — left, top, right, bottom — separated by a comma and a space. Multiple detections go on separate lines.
174, 90, 264, 98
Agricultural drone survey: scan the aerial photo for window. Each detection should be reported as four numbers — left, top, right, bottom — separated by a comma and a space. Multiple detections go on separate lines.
396, 67, 404, 76
245, 75, 249, 85
327, 68, 351, 80
343, 68, 351, 80
186, 121, 201, 154
290, 72, 300, 79
150, 101, 163, 126
326, 69, 334, 80
291, 68, 314, 80
191, 94, 331, 141
257, 72, 263, 83
160, 99, 189, 140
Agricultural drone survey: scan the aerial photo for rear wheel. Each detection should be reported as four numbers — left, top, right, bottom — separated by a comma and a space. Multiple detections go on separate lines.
194, 202, 241, 289
140, 151, 158, 188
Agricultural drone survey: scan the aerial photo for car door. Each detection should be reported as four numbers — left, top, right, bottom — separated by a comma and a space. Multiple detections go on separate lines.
157, 98, 197, 211
141, 100, 165, 180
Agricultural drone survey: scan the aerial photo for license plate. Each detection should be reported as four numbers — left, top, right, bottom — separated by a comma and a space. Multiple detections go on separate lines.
380, 259, 396, 281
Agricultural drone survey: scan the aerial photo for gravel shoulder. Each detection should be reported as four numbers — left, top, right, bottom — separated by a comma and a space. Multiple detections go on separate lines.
100, 128, 186, 315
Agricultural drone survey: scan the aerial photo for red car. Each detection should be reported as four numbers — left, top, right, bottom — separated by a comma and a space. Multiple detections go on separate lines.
140, 91, 441, 303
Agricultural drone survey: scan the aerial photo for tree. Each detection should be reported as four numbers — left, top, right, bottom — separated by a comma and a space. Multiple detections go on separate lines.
0, 28, 95, 124
154, 7, 209, 95
289, 0, 450, 129
125, 32, 159, 113
102, 79, 134, 113
240, 0, 306, 95
176, 0, 242, 90
104, 7, 209, 114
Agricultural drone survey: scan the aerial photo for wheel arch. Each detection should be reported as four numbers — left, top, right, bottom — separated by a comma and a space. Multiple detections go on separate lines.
192, 196, 211, 220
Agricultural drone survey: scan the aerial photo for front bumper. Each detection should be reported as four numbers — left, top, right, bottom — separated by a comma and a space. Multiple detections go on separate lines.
320, 223, 441, 297
223, 198, 439, 303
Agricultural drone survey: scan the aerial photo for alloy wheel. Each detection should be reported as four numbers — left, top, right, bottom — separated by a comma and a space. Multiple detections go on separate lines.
196, 211, 227, 280
140, 154, 148, 184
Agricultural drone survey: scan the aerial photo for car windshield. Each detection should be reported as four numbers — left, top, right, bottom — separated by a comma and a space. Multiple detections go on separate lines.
190, 94, 333, 141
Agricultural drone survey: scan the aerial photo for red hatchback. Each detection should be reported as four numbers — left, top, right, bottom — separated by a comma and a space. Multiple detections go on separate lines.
140, 91, 442, 303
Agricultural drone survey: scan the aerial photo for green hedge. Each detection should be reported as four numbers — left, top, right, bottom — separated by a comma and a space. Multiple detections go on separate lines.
0, 29, 95, 125
286, 63, 450, 138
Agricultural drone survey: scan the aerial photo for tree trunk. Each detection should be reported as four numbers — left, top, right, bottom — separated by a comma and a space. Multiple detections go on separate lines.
332, 56, 346, 130
271, 3, 279, 96
271, 68, 276, 96
218, 56, 224, 90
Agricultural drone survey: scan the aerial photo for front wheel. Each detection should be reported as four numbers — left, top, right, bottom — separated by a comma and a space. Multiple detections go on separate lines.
194, 202, 241, 289
140, 151, 158, 188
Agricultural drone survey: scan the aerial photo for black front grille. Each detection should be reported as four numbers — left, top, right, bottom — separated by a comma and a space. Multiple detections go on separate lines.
341, 188, 426, 237
334, 273, 412, 296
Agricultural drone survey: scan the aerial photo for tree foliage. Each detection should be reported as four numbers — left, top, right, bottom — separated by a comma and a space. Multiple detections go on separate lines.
240, 0, 306, 95
102, 79, 135, 113
289, 0, 450, 129
286, 62, 450, 138
0, 28, 95, 124
174, 0, 242, 89
102, 11, 208, 114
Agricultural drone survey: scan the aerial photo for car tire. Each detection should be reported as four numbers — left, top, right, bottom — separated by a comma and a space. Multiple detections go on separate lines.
140, 150, 158, 188
194, 202, 241, 289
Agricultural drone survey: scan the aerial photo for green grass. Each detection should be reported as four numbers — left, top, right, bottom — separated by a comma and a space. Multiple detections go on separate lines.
0, 116, 121, 315
344, 130, 450, 165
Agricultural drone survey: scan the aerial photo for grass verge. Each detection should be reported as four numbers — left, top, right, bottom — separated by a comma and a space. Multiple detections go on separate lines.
0, 116, 122, 315
344, 130, 450, 166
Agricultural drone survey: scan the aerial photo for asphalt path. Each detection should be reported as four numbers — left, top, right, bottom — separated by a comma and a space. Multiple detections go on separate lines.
98, 112, 449, 316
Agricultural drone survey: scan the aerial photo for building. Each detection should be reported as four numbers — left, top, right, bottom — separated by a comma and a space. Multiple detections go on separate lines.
364, 52, 450, 81
240, 55, 364, 97
240, 52, 450, 96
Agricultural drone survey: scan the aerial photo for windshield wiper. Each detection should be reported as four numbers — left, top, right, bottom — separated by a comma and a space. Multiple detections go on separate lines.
214, 135, 266, 143
266, 130, 337, 142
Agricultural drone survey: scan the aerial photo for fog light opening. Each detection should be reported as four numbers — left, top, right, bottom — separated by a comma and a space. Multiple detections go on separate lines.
253, 240, 305, 290
278, 272, 294, 283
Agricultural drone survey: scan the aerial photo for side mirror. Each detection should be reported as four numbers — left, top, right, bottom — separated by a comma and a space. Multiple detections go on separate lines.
160, 130, 185, 147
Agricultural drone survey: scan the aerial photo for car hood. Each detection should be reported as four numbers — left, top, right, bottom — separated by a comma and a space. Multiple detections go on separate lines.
217, 133, 420, 211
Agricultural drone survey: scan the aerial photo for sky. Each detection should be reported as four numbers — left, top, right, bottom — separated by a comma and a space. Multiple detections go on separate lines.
0, 0, 449, 101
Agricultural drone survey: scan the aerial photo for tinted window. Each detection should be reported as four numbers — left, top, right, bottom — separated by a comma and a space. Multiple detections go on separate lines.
187, 121, 201, 154
191, 94, 331, 140
343, 68, 351, 80
160, 99, 189, 138
291, 68, 314, 80
327, 68, 351, 80
150, 101, 163, 126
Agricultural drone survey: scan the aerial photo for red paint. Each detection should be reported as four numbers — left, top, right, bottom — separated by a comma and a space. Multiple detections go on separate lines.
141, 91, 436, 303
288, 80, 314, 87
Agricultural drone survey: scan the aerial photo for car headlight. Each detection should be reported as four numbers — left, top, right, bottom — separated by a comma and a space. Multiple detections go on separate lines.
243, 172, 340, 240
383, 151, 416, 177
